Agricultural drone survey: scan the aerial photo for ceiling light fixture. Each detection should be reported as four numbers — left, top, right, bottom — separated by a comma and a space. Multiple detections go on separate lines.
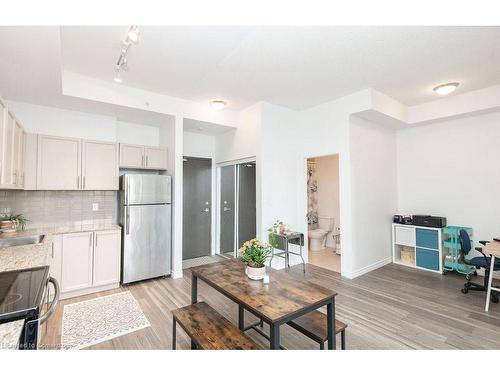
113, 26, 140, 83
210, 100, 227, 110
433, 82, 459, 96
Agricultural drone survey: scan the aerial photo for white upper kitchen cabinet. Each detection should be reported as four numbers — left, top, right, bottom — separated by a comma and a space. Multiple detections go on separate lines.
23, 133, 38, 190
82, 140, 118, 190
92, 230, 121, 286
119, 143, 168, 170
144, 146, 167, 170
37, 135, 81, 190
1, 110, 17, 188
61, 231, 94, 293
119, 143, 145, 168
14, 122, 24, 188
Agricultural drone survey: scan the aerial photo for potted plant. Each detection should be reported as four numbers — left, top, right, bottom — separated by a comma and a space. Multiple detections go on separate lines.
0, 213, 28, 232
267, 219, 288, 248
239, 239, 272, 280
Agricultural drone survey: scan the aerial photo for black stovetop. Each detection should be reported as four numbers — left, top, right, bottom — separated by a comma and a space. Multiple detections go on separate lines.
0, 266, 49, 323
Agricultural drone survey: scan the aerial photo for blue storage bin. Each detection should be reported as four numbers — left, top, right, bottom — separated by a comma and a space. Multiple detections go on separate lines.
416, 228, 439, 249
416, 247, 440, 271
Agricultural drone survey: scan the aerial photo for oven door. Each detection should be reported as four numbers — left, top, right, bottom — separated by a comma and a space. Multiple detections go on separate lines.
21, 277, 60, 350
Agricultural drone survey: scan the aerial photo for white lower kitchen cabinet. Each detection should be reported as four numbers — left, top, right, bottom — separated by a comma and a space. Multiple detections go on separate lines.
92, 230, 121, 286
61, 231, 94, 293
56, 229, 122, 299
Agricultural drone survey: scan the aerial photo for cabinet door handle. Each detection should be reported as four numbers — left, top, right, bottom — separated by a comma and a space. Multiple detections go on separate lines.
83, 176, 85, 189
89, 233, 92, 248
95, 233, 98, 248
141, 155, 144, 167
77, 176, 80, 189
146, 155, 148, 167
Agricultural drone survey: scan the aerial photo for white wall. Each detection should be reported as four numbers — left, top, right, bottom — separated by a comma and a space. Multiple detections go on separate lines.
8, 100, 117, 141
397, 110, 500, 244
314, 154, 340, 236
215, 103, 262, 164
183, 131, 215, 159
116, 120, 159, 146
349, 117, 398, 277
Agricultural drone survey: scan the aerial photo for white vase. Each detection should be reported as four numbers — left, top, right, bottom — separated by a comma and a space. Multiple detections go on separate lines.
246, 265, 266, 280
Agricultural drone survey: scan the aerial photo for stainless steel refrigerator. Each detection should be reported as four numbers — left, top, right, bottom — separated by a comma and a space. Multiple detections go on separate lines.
120, 174, 172, 284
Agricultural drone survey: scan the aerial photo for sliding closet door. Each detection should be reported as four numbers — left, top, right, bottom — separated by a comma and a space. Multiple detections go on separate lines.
237, 162, 256, 248
219, 165, 236, 256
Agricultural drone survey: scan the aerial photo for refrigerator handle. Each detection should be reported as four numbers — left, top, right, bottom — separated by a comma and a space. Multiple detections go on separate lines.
126, 206, 130, 235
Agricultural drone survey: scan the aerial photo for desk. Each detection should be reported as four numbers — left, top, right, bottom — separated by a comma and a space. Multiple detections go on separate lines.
190, 259, 337, 349
484, 240, 500, 312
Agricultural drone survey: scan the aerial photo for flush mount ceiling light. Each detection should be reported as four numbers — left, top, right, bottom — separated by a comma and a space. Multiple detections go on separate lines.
433, 82, 459, 96
113, 26, 140, 83
210, 100, 227, 110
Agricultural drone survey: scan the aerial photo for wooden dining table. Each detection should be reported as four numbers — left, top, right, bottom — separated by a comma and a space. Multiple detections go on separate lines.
190, 259, 338, 349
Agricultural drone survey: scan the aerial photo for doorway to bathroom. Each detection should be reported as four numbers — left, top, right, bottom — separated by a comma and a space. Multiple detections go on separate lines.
306, 154, 341, 273
216, 159, 257, 258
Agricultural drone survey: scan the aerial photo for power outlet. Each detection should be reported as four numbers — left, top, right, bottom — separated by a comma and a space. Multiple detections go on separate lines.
92, 203, 99, 211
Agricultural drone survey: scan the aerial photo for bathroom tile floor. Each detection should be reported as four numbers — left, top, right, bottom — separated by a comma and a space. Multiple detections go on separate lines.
308, 247, 341, 273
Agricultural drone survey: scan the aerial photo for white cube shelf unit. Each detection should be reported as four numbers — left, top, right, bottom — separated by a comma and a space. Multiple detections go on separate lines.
392, 223, 443, 274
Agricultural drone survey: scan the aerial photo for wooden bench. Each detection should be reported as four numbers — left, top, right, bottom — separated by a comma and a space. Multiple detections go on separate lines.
287, 310, 347, 349
171, 302, 261, 350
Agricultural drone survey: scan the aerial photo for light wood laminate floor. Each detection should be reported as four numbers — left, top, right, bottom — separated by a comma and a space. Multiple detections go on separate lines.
308, 248, 341, 273
40, 262, 500, 349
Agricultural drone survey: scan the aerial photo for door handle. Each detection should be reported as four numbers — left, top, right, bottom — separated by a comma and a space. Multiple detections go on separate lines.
203, 208, 209, 213
83, 176, 85, 189
126, 207, 130, 235
223, 207, 231, 211
146, 155, 149, 167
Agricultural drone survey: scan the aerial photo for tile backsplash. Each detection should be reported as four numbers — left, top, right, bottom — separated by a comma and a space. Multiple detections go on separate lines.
0, 190, 117, 229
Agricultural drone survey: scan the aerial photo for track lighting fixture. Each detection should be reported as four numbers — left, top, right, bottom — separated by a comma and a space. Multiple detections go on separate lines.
113, 26, 140, 83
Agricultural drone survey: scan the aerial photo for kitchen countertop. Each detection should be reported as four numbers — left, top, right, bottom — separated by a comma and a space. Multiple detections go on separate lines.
0, 223, 121, 273
0, 222, 122, 348
0, 320, 24, 350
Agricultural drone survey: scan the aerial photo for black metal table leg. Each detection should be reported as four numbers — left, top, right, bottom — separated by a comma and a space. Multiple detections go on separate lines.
172, 317, 177, 349
269, 323, 280, 349
191, 273, 198, 304
327, 298, 336, 349
238, 305, 245, 330
341, 330, 345, 350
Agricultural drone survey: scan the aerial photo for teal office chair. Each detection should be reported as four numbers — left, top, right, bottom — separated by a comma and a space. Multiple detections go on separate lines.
460, 229, 500, 303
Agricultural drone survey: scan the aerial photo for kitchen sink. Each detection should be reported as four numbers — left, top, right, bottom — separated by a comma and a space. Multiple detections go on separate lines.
0, 235, 45, 248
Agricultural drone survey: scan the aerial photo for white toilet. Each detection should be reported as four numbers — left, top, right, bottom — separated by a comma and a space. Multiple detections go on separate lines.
308, 217, 334, 251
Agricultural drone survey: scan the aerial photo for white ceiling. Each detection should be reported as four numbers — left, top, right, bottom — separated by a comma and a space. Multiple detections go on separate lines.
60, 26, 500, 110
1, 26, 500, 116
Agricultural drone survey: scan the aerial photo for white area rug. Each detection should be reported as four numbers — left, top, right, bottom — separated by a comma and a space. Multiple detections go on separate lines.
61, 291, 150, 350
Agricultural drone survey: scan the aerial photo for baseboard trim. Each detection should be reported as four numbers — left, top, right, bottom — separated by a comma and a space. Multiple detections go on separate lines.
348, 257, 393, 279
60, 283, 120, 300
171, 269, 183, 279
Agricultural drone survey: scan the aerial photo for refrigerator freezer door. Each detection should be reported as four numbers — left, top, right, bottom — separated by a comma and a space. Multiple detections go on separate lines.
123, 174, 171, 205
122, 204, 171, 283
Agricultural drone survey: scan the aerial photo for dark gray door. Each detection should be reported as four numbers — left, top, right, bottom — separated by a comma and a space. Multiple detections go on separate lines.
237, 162, 256, 248
183, 157, 211, 260
220, 165, 235, 255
